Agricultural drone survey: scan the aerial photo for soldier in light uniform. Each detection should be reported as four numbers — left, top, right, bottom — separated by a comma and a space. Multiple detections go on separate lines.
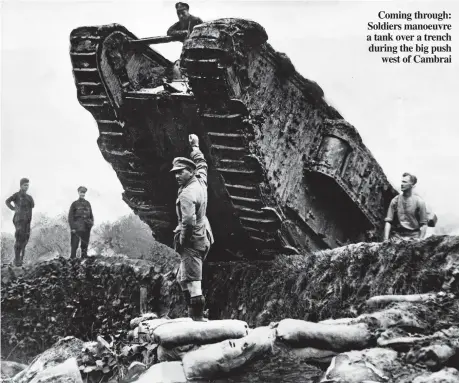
170, 134, 214, 321
5, 178, 35, 266
68, 186, 94, 258
384, 172, 427, 240
167, 2, 203, 42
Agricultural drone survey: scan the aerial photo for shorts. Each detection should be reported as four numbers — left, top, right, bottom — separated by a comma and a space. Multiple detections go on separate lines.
177, 246, 209, 282
391, 230, 421, 240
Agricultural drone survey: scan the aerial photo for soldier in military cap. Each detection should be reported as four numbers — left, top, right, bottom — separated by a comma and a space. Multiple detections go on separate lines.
5, 178, 35, 266
167, 2, 203, 42
170, 134, 214, 321
68, 186, 94, 258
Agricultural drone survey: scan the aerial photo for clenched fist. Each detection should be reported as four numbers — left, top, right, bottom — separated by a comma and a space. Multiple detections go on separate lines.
189, 134, 199, 148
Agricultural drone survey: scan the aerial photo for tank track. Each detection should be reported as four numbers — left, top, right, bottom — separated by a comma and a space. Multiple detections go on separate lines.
70, 25, 174, 243
182, 22, 294, 254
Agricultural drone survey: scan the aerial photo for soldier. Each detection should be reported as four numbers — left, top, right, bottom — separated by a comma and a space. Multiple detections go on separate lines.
170, 134, 214, 321
167, 2, 203, 42
5, 178, 35, 267
384, 172, 427, 241
68, 186, 94, 258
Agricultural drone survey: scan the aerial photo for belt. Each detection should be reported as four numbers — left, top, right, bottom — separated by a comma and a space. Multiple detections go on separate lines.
395, 228, 420, 234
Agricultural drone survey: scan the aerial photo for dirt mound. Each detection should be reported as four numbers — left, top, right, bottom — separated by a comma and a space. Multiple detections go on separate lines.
204, 236, 459, 326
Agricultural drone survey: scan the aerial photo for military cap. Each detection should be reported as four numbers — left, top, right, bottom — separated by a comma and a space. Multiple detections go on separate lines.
175, 2, 189, 11
170, 157, 196, 172
77, 186, 88, 193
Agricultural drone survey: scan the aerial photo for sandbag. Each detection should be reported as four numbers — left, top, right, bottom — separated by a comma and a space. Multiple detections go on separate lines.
153, 319, 249, 348
276, 319, 372, 351
157, 344, 199, 362
366, 294, 436, 308
413, 368, 459, 383
130, 312, 159, 328
135, 362, 187, 383
137, 318, 192, 342
182, 326, 275, 380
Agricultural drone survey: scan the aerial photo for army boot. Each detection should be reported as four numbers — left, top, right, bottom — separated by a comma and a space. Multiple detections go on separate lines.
189, 295, 208, 322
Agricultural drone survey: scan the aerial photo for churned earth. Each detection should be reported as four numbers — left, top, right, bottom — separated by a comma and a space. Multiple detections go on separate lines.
1, 235, 459, 382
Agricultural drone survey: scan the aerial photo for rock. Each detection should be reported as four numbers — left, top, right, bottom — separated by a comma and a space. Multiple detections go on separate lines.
28, 358, 83, 383
153, 319, 249, 348
135, 361, 187, 383
412, 368, 459, 383
1, 361, 27, 379
276, 319, 373, 351
13, 336, 85, 383
407, 343, 458, 370
130, 313, 159, 329
182, 326, 275, 380
321, 348, 398, 382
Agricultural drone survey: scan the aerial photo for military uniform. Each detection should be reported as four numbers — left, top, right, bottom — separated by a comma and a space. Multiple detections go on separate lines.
167, 15, 203, 42
68, 197, 94, 258
385, 194, 427, 239
5, 191, 35, 266
173, 147, 214, 281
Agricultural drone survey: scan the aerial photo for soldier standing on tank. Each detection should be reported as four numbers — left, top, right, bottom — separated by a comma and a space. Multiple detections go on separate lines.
170, 134, 214, 321
384, 172, 428, 241
68, 186, 94, 258
5, 178, 35, 267
167, 2, 203, 42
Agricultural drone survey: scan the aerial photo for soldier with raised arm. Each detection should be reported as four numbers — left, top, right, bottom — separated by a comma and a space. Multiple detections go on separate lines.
167, 2, 203, 42
170, 134, 214, 321
5, 178, 35, 267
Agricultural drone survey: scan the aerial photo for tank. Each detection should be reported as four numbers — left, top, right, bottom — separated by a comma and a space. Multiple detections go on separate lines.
70, 19, 397, 260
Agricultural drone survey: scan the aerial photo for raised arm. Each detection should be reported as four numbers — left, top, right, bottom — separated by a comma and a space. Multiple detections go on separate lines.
189, 134, 208, 186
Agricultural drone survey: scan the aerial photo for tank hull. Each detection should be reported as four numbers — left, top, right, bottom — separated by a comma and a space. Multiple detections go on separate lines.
70, 20, 397, 259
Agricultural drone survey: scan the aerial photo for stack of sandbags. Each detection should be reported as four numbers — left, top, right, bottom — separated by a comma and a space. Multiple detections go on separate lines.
153, 319, 249, 362
181, 326, 276, 380
274, 318, 373, 365
130, 317, 193, 343
134, 320, 276, 382
276, 318, 373, 351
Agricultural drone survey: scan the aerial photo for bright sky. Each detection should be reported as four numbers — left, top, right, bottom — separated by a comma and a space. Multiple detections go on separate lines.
1, 0, 458, 234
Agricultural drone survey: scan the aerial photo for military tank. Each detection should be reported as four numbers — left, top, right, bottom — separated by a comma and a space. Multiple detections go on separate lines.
70, 19, 397, 260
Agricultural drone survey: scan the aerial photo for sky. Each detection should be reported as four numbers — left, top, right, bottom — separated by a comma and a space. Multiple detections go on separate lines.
1, 0, 458, 235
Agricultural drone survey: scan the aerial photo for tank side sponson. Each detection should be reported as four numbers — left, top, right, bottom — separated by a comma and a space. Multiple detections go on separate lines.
183, 18, 397, 251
